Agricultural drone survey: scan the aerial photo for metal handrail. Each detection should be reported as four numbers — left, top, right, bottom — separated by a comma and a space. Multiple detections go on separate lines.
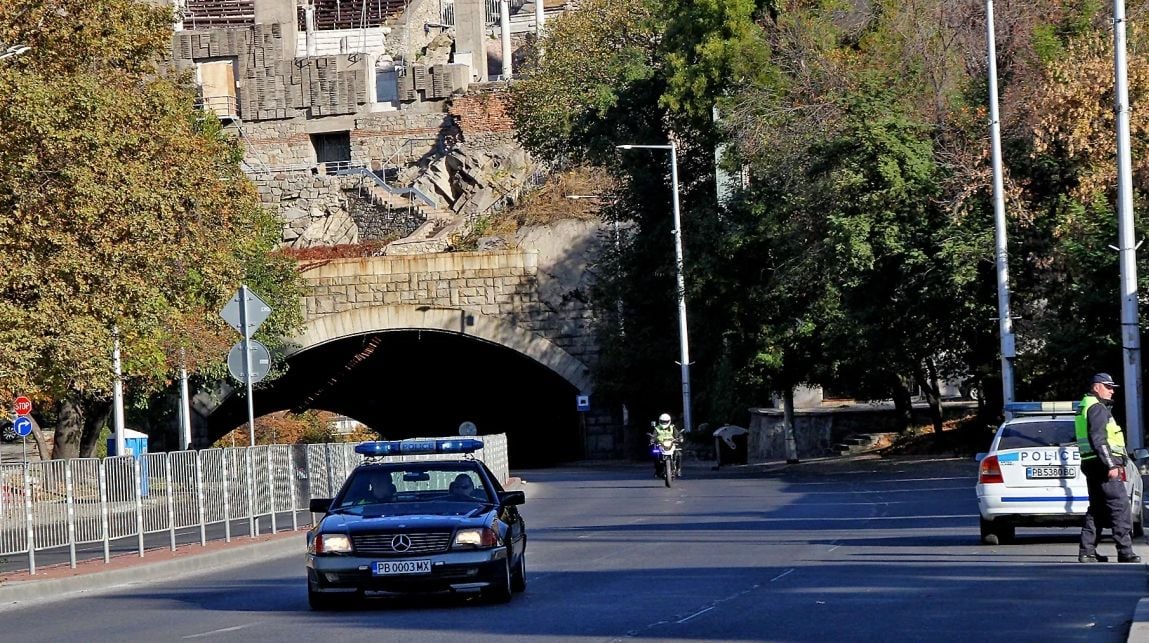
331, 162, 439, 209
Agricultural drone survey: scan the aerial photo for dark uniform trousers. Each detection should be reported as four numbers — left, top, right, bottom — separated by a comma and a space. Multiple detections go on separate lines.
1080, 457, 1135, 555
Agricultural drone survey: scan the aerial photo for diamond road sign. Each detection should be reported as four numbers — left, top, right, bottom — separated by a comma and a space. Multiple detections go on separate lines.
227, 340, 272, 384
220, 287, 272, 336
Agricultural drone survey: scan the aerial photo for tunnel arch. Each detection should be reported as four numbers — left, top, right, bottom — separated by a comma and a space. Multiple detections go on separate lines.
288, 304, 594, 395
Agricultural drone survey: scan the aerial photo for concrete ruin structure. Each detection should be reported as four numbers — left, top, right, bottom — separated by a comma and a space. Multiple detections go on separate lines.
168, 0, 570, 252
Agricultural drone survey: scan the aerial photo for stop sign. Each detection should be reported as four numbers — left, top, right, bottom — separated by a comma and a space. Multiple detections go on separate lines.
14, 396, 31, 416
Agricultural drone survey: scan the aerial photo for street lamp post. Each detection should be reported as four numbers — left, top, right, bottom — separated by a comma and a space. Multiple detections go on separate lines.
617, 143, 693, 434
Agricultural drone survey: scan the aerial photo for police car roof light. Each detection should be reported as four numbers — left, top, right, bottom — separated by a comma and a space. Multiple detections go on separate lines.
1004, 401, 1079, 415
354, 438, 485, 457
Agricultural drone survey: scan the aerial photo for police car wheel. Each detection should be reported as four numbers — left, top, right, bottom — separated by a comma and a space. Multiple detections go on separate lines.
980, 518, 1013, 545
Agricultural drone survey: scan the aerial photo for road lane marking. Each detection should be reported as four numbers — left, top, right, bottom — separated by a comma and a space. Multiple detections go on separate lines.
181, 624, 263, 638
676, 606, 715, 623
770, 568, 795, 582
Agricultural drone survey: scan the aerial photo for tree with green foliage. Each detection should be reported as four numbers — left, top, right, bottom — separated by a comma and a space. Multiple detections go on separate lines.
0, 0, 303, 458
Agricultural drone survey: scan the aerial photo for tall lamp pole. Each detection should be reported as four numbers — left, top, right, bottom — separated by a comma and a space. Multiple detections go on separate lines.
1113, 0, 1143, 448
985, 1, 1017, 417
617, 143, 693, 434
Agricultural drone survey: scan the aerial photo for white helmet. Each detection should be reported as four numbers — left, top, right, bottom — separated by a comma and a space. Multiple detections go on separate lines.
658, 413, 672, 425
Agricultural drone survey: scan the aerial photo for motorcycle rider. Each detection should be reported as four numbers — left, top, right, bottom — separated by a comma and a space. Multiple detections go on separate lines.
649, 413, 683, 478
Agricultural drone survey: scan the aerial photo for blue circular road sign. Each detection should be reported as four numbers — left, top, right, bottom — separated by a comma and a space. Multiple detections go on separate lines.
13, 416, 32, 437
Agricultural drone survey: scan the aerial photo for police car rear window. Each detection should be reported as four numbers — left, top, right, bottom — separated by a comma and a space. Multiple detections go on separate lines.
998, 420, 1076, 449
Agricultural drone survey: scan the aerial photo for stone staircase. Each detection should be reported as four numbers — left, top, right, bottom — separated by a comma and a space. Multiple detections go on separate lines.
357, 184, 467, 256
835, 432, 899, 456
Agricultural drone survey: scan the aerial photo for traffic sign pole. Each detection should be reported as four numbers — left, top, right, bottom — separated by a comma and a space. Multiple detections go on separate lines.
241, 285, 256, 446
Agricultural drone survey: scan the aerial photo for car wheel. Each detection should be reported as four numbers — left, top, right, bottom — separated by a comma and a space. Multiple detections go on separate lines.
511, 551, 526, 593
485, 557, 513, 604
980, 517, 1012, 545
308, 585, 340, 611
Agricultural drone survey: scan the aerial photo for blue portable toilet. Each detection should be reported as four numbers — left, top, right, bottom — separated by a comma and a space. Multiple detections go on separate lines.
108, 428, 150, 496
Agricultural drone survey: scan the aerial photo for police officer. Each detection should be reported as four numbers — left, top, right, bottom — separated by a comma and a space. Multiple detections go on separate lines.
1077, 372, 1141, 563
649, 413, 683, 478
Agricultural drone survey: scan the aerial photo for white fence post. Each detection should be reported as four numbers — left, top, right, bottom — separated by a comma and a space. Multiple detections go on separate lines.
23, 463, 35, 574
133, 456, 144, 557
98, 459, 110, 563
165, 453, 177, 551
195, 450, 207, 546
65, 461, 77, 568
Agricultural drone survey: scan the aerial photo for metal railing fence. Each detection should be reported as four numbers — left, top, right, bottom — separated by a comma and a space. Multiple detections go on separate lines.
0, 434, 509, 576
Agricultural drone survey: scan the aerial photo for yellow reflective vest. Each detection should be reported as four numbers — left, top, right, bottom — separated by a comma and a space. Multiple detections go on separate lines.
1075, 394, 1126, 460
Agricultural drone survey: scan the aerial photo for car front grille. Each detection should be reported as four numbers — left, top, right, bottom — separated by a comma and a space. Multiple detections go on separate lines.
352, 531, 453, 555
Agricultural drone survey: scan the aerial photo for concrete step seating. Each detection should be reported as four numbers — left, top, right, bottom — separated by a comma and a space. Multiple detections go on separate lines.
302, 0, 408, 31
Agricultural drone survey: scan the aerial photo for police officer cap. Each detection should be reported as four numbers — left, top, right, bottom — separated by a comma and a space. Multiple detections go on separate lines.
1092, 372, 1120, 387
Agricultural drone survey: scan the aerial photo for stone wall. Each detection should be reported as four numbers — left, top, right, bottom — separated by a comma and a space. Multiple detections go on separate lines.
237, 110, 451, 169
172, 26, 370, 119
448, 85, 518, 151
297, 249, 596, 383
747, 402, 978, 461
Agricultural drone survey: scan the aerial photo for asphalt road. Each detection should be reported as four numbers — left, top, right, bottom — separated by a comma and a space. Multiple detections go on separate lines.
2, 456, 1147, 642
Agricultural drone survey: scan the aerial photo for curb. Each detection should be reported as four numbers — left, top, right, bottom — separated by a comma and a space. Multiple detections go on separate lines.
1131, 597, 1149, 643
0, 536, 301, 611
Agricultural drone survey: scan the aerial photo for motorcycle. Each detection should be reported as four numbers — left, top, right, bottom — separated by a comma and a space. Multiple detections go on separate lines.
649, 434, 681, 488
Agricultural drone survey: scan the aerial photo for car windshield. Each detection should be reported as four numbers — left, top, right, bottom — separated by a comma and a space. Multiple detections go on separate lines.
998, 420, 1077, 449
333, 465, 491, 509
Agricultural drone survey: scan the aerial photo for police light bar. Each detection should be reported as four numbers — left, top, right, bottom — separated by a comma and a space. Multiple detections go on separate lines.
354, 438, 484, 457
1004, 401, 1079, 415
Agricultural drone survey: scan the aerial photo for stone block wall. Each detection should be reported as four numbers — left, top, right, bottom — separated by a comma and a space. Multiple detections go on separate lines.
237, 110, 450, 170
296, 250, 596, 375
172, 25, 370, 120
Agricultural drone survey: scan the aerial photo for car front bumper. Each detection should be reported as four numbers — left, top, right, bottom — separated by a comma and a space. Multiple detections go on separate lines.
307, 546, 509, 595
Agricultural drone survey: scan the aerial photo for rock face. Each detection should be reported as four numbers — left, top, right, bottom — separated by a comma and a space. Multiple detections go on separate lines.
410, 142, 537, 222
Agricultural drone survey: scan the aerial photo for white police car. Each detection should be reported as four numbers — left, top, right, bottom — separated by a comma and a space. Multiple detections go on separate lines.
976, 402, 1146, 545
306, 438, 527, 608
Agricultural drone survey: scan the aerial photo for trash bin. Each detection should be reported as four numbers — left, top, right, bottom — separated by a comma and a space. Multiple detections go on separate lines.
108, 428, 149, 496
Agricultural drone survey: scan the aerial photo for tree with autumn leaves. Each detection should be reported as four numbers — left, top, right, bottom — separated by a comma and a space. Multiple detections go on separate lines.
0, 0, 304, 458
512, 0, 1149, 437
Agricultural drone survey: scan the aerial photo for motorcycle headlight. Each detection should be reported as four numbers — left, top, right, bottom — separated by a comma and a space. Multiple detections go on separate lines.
453, 527, 499, 549
312, 533, 352, 554
660, 438, 675, 448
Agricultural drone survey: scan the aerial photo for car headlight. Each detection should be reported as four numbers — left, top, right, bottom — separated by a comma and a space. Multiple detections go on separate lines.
312, 533, 353, 554
453, 527, 499, 549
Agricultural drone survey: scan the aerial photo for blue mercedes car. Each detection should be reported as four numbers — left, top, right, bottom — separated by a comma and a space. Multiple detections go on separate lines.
306, 439, 527, 609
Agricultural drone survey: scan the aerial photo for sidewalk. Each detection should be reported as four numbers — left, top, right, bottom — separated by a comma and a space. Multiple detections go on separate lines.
0, 528, 304, 610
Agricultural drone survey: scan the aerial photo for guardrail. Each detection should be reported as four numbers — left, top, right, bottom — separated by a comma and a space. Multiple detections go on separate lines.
0, 434, 509, 576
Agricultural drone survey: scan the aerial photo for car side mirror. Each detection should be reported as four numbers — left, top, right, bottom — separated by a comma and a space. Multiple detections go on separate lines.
974, 453, 987, 463
497, 490, 525, 506
309, 498, 332, 513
